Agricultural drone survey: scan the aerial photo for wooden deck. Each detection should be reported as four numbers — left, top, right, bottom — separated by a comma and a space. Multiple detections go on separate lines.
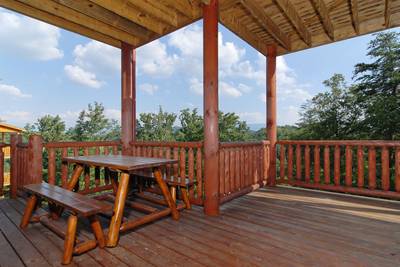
1, 186, 400, 266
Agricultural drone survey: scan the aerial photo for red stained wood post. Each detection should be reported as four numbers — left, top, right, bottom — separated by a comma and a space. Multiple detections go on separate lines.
28, 135, 43, 185
203, 0, 220, 216
267, 45, 277, 186
121, 42, 136, 155
10, 133, 21, 198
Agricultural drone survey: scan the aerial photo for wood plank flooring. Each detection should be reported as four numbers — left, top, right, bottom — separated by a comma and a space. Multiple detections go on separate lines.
1, 186, 400, 266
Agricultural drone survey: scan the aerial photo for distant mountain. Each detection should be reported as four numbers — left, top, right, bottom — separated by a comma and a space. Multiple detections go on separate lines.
247, 123, 264, 131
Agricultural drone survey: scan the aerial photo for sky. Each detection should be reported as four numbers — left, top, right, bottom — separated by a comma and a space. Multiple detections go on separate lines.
0, 7, 395, 129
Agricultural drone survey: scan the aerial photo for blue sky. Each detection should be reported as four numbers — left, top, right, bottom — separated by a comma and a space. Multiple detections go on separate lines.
0, 8, 395, 128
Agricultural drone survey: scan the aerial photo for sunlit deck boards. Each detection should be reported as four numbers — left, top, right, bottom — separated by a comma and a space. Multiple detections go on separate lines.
1, 187, 400, 266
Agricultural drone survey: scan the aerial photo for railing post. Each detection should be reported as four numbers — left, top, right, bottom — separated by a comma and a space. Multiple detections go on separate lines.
266, 45, 277, 186
0, 146, 4, 197
10, 133, 21, 199
28, 135, 43, 184
203, 0, 220, 216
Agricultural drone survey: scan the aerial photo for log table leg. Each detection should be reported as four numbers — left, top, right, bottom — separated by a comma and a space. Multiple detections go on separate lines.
66, 165, 84, 191
180, 188, 192, 210
20, 195, 38, 229
153, 167, 179, 220
63, 214, 78, 265
107, 172, 130, 247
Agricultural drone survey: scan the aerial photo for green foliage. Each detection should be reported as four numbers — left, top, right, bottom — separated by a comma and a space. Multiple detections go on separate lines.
24, 115, 66, 142
176, 108, 203, 141
218, 112, 251, 142
137, 106, 177, 141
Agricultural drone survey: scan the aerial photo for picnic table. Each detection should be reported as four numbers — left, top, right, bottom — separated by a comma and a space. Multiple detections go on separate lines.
63, 155, 180, 247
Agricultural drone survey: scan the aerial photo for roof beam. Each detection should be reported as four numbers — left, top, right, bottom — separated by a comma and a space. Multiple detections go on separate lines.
158, 0, 202, 18
275, 0, 312, 46
220, 12, 267, 56
126, 0, 178, 27
54, 0, 154, 41
0, 0, 121, 47
88, 0, 167, 34
385, 0, 393, 27
349, 0, 360, 34
240, 0, 291, 50
310, 0, 335, 40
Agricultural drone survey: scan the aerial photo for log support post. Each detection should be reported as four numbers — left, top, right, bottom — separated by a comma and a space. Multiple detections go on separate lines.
266, 45, 277, 186
121, 42, 136, 155
10, 133, 21, 198
28, 135, 43, 185
203, 0, 220, 216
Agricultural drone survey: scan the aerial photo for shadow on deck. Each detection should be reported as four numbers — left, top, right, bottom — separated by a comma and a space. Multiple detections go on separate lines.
1, 186, 400, 266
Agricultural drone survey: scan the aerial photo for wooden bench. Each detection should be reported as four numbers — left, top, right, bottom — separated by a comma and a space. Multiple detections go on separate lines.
133, 171, 195, 209
20, 182, 112, 265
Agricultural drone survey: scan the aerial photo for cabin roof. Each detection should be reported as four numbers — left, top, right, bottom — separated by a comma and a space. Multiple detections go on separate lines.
0, 122, 24, 133
1, 0, 399, 56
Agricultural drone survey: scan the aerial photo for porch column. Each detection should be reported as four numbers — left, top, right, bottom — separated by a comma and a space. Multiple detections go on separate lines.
203, 0, 220, 216
266, 45, 277, 186
121, 42, 136, 155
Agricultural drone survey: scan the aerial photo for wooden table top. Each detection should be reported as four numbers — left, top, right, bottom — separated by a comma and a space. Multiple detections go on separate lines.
63, 155, 178, 172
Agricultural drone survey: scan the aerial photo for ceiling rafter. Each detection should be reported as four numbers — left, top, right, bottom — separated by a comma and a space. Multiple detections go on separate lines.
54, 0, 154, 41
275, 0, 312, 46
349, 0, 360, 34
88, 0, 167, 35
16, 0, 139, 46
219, 12, 267, 56
310, 0, 335, 40
159, 0, 202, 18
127, 0, 178, 27
0, 0, 121, 47
240, 0, 291, 50
385, 0, 393, 27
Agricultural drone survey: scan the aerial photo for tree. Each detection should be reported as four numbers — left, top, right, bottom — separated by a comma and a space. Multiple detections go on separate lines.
137, 106, 177, 141
352, 32, 400, 140
296, 74, 362, 139
176, 108, 203, 141
69, 102, 119, 141
24, 115, 66, 142
219, 112, 251, 142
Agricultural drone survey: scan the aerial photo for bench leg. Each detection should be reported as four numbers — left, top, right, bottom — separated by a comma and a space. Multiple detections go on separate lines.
180, 188, 192, 210
63, 214, 78, 265
153, 168, 179, 220
20, 195, 38, 229
107, 172, 129, 247
89, 215, 105, 248
170, 186, 177, 203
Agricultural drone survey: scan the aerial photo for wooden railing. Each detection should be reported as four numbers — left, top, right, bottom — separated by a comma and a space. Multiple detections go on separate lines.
0, 143, 7, 196
277, 140, 400, 199
44, 140, 121, 195
130, 141, 204, 205
219, 141, 270, 203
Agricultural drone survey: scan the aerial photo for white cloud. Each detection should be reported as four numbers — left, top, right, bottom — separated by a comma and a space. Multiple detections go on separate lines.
64, 65, 102, 89
0, 9, 63, 60
64, 40, 119, 88
0, 111, 33, 125
220, 82, 242, 98
105, 109, 120, 121
137, 40, 178, 76
0, 83, 31, 98
139, 83, 158, 95
238, 83, 252, 93
189, 78, 203, 95
239, 112, 264, 124
278, 105, 301, 125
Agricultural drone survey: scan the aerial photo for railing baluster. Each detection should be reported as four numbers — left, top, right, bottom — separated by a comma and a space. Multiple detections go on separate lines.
225, 148, 230, 194
235, 149, 240, 189
381, 146, 390, 191
305, 145, 310, 182
324, 145, 330, 184
188, 148, 195, 200
314, 145, 320, 183
368, 147, 376, 190
345, 145, 352, 187
334, 145, 340, 186
61, 148, 68, 187
84, 147, 90, 191
179, 147, 185, 183
296, 144, 301, 180
196, 147, 203, 201
48, 148, 56, 185
279, 144, 285, 181
396, 148, 400, 192
0, 148, 4, 196
288, 145, 293, 182
357, 146, 364, 188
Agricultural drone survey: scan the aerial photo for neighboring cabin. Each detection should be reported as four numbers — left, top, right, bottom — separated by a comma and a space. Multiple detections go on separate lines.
0, 122, 23, 158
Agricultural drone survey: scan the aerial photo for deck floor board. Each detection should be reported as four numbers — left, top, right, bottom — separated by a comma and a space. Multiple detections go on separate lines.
0, 186, 400, 266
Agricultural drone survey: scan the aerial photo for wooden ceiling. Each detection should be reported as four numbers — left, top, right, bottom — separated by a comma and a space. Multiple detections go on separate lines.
1, 0, 399, 56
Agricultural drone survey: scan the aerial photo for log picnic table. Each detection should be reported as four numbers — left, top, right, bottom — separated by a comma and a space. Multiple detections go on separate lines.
63, 155, 180, 247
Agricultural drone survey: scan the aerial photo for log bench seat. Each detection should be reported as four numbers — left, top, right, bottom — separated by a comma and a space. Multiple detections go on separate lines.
20, 182, 112, 265
132, 170, 195, 209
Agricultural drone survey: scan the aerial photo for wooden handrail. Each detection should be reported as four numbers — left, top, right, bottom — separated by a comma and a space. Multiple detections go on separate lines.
278, 140, 400, 147
220, 141, 270, 148
44, 140, 121, 148
130, 141, 203, 148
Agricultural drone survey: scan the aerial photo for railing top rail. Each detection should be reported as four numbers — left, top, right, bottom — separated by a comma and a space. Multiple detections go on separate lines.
130, 141, 203, 148
0, 143, 10, 148
16, 143, 28, 149
220, 140, 270, 148
44, 140, 121, 148
278, 140, 400, 147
